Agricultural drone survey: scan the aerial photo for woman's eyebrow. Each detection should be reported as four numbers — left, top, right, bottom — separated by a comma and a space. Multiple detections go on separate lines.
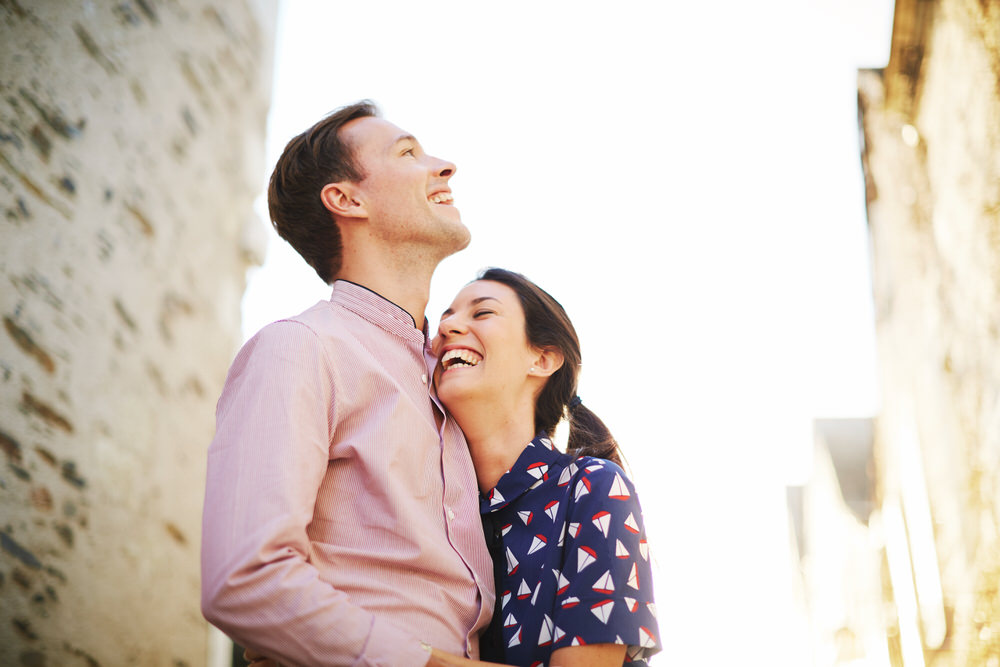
440, 296, 502, 318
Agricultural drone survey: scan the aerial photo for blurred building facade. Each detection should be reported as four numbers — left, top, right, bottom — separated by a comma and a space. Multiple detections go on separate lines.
0, 2, 275, 665
793, 0, 1000, 665
789, 419, 891, 666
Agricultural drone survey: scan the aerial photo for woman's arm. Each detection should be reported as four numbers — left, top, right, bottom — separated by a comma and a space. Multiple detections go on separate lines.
427, 644, 627, 667
550, 644, 627, 667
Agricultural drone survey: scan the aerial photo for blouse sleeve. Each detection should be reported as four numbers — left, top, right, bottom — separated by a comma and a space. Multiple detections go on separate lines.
552, 459, 661, 664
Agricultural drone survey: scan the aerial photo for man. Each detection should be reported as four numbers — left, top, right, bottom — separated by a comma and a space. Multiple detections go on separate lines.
201, 101, 495, 665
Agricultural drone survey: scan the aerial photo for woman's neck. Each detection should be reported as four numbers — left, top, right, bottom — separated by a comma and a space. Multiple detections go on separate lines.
448, 395, 538, 493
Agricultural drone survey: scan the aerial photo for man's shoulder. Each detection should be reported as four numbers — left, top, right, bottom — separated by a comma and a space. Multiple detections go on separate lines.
280, 298, 339, 330
249, 299, 356, 343
232, 301, 343, 365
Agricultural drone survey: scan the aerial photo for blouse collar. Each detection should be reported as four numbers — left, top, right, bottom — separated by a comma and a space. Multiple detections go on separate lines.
481, 434, 563, 513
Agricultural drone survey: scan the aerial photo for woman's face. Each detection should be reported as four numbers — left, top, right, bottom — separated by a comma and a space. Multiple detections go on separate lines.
433, 280, 539, 409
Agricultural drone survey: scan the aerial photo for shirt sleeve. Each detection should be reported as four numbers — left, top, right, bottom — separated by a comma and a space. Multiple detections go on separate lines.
552, 459, 661, 663
200, 320, 431, 667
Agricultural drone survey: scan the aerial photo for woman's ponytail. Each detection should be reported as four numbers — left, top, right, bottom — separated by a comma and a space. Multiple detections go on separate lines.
565, 397, 622, 466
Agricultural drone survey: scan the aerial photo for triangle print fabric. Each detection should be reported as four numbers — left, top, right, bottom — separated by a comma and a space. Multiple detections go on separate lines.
480, 435, 661, 666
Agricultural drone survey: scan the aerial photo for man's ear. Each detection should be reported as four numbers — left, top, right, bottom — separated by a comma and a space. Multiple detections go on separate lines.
528, 347, 565, 378
320, 182, 367, 219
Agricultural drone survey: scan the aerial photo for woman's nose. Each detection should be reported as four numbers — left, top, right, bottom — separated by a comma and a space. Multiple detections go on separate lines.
438, 315, 466, 336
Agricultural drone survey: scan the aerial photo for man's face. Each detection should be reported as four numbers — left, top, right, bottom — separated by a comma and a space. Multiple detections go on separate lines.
340, 116, 470, 257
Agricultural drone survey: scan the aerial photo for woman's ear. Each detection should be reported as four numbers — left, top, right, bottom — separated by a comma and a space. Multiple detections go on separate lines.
528, 347, 565, 378
320, 181, 367, 219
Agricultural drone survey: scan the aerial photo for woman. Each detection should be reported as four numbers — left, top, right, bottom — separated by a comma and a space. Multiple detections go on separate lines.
428, 268, 660, 667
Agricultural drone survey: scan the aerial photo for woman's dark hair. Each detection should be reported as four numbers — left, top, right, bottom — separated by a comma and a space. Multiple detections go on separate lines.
477, 268, 622, 466
267, 100, 379, 283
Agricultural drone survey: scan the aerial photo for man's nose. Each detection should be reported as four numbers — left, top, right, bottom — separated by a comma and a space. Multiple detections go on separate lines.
433, 156, 457, 179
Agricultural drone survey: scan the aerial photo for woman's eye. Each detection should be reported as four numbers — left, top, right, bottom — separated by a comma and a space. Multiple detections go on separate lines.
473, 310, 495, 318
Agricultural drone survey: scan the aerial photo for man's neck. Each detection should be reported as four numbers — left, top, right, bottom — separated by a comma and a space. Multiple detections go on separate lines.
336, 264, 435, 331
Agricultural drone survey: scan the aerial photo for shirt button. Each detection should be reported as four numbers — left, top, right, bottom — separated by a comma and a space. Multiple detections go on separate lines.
447, 506, 456, 520
421, 373, 428, 383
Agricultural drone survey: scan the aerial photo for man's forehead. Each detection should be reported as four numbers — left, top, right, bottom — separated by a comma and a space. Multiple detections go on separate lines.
341, 116, 412, 152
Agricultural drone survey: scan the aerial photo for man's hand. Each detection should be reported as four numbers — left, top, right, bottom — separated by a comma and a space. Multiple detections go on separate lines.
426, 647, 508, 666
243, 647, 280, 667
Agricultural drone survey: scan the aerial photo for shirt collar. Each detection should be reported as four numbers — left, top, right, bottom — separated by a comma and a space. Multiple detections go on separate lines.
481, 434, 563, 513
331, 280, 427, 345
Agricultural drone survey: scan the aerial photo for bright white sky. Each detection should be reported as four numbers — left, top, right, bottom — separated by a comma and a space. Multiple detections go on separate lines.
243, 1, 894, 663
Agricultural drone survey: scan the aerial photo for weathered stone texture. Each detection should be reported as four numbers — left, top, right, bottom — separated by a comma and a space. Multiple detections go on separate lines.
859, 0, 1000, 663
0, 1, 274, 664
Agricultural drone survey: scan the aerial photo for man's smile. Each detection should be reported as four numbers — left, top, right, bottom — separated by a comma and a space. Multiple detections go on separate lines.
428, 191, 454, 205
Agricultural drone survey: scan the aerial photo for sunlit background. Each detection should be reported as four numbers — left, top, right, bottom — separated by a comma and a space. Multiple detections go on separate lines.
242, 2, 895, 663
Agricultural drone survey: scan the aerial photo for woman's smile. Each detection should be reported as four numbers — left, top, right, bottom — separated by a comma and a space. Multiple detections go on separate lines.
440, 347, 483, 373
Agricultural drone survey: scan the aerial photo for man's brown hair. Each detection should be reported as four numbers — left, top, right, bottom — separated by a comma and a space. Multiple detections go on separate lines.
267, 100, 379, 283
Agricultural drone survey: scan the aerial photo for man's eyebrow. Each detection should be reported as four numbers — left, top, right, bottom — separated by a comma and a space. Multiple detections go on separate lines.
392, 133, 418, 148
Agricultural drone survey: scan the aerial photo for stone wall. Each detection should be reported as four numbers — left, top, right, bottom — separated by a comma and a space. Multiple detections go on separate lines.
0, 1, 274, 664
858, 0, 1000, 663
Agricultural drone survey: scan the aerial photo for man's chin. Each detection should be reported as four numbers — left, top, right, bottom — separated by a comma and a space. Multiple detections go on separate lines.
442, 224, 472, 255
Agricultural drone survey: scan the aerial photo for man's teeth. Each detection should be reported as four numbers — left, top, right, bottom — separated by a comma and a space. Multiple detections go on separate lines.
442, 349, 481, 369
429, 192, 453, 204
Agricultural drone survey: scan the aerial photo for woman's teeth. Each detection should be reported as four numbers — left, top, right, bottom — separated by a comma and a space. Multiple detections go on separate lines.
442, 348, 481, 369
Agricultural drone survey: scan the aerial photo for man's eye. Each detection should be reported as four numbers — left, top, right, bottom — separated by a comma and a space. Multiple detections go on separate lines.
402, 148, 415, 157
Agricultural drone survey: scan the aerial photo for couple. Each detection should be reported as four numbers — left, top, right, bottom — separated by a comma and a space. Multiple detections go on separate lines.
201, 101, 660, 666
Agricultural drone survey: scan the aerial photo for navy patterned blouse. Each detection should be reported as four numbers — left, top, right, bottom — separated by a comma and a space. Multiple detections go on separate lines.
478, 435, 661, 666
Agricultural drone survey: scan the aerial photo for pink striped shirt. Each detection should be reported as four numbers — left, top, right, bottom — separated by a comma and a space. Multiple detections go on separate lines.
201, 280, 495, 666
